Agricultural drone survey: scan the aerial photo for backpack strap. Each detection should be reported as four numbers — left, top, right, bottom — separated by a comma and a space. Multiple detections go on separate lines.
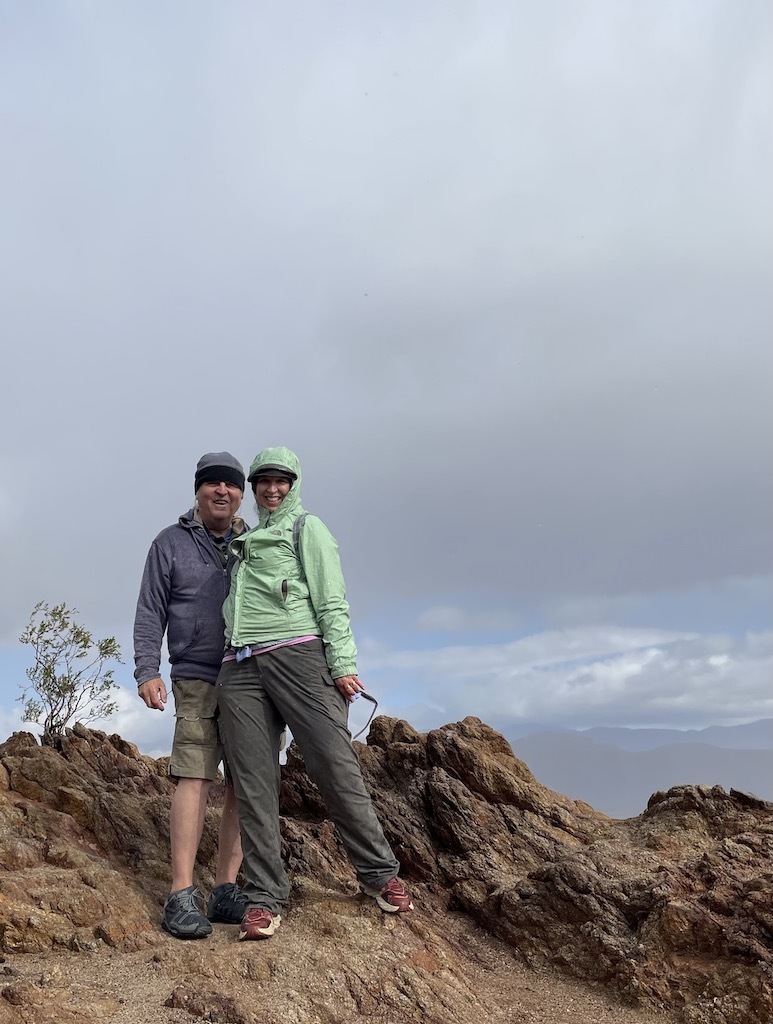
292, 512, 308, 563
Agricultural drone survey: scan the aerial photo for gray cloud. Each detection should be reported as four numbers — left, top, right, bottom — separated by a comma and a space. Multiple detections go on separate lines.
0, 3, 770, 737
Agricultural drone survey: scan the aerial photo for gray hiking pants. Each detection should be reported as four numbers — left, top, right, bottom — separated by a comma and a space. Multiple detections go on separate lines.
216, 639, 399, 913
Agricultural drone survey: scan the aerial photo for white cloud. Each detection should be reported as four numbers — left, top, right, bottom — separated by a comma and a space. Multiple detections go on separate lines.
362, 628, 773, 731
0, 685, 174, 758
95, 685, 175, 759
4, 627, 770, 756
0, 707, 26, 742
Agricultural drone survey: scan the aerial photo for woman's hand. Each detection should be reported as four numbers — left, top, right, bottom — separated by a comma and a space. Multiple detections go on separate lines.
334, 674, 365, 703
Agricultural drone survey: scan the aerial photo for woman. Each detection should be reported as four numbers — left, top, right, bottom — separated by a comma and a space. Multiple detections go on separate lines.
217, 446, 413, 941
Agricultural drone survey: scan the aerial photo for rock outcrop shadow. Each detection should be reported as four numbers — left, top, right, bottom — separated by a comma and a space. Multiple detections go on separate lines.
0, 717, 771, 1024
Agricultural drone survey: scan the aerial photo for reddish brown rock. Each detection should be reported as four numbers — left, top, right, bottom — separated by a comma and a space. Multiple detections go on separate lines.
0, 716, 770, 1024
0, 973, 118, 1023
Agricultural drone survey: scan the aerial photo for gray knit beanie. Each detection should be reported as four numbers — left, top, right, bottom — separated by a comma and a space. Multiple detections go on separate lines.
194, 452, 245, 492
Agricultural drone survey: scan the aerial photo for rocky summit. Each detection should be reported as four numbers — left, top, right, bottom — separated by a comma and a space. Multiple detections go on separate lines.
0, 717, 770, 1024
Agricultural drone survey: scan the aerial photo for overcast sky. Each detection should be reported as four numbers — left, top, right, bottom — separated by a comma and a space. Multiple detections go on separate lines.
1, 1, 771, 756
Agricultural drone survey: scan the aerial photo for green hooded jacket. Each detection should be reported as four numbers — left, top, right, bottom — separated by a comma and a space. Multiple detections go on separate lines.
223, 446, 357, 678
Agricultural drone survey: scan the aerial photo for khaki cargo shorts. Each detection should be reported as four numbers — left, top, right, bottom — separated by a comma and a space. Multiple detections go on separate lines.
169, 678, 224, 781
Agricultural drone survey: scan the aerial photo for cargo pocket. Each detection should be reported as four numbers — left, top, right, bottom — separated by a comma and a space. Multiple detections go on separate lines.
174, 713, 216, 747
170, 712, 220, 779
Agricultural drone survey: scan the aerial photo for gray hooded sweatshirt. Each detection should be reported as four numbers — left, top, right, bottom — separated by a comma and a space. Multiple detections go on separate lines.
133, 509, 247, 686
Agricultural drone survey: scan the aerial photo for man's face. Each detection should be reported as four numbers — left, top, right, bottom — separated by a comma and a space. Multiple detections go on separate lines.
254, 476, 292, 512
196, 480, 242, 533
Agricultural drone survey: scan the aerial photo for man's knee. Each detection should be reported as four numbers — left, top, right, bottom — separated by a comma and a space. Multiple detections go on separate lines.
174, 776, 211, 793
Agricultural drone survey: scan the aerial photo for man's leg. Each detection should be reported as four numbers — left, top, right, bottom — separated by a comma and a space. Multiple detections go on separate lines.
214, 782, 243, 886
168, 678, 225, 891
205, 776, 249, 925
162, 679, 223, 938
163, 766, 214, 937
169, 776, 211, 890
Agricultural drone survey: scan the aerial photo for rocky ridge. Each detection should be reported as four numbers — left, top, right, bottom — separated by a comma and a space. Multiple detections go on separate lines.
0, 717, 771, 1024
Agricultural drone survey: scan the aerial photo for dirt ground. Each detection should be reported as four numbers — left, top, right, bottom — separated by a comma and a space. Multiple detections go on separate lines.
1, 908, 676, 1024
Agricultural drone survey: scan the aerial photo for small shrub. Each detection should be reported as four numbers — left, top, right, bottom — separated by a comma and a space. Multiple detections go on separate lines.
18, 601, 122, 746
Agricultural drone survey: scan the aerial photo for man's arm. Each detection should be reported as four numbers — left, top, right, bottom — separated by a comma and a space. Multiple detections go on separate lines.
133, 538, 173, 710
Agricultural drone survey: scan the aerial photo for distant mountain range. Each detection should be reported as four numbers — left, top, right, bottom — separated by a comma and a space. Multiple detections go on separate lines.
499, 719, 773, 819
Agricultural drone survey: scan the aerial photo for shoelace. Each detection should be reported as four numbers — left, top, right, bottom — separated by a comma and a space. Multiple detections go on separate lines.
175, 887, 204, 912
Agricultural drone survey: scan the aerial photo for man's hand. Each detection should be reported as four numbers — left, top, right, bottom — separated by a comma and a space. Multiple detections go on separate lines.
138, 676, 168, 710
334, 674, 365, 703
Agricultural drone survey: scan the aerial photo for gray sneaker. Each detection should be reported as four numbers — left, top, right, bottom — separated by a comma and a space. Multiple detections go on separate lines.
207, 882, 249, 924
162, 886, 213, 939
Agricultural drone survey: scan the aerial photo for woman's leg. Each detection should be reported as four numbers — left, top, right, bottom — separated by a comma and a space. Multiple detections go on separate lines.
217, 658, 288, 913
262, 642, 399, 890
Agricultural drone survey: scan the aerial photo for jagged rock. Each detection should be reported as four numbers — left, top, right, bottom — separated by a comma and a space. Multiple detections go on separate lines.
0, 717, 771, 1024
166, 981, 252, 1023
0, 972, 118, 1023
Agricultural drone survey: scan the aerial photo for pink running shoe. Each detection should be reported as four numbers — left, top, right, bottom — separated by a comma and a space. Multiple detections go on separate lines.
238, 907, 281, 940
362, 877, 414, 913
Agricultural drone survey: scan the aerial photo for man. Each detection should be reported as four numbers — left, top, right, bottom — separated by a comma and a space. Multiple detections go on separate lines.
133, 451, 249, 939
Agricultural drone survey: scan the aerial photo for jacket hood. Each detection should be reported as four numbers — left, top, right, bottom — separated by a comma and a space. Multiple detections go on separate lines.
179, 507, 200, 529
178, 508, 247, 535
248, 447, 303, 525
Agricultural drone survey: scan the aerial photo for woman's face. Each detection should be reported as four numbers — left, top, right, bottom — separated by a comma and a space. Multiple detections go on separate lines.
254, 475, 292, 512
